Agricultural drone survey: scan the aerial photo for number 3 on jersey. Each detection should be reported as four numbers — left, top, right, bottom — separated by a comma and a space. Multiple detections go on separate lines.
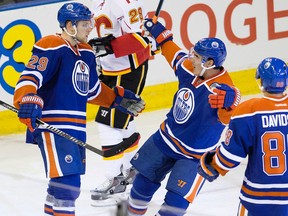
261, 131, 287, 176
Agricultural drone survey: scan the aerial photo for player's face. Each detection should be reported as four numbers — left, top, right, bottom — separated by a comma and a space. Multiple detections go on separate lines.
188, 48, 204, 76
76, 20, 94, 43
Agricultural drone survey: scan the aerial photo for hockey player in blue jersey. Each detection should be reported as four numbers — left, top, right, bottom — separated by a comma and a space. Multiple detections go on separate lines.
13, 2, 145, 216
198, 57, 288, 216
126, 19, 241, 215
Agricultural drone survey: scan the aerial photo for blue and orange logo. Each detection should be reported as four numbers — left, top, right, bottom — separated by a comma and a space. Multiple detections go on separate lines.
173, 88, 194, 124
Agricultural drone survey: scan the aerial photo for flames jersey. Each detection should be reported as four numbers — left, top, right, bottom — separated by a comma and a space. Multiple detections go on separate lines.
14, 34, 103, 143
92, 0, 149, 75
154, 41, 237, 160
215, 94, 288, 216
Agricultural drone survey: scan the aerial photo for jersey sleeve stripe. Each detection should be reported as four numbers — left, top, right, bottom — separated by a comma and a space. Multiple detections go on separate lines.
21, 70, 43, 87
15, 81, 38, 92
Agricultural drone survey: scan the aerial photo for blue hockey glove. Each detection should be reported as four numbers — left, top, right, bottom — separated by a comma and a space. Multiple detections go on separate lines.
197, 150, 219, 182
112, 86, 145, 116
143, 18, 173, 46
18, 93, 44, 132
208, 83, 240, 110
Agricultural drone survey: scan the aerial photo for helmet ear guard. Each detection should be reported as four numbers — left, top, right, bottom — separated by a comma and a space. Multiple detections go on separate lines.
256, 57, 288, 93
57, 2, 94, 29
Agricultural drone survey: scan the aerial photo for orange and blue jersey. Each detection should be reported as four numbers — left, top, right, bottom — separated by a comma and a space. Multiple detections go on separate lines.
154, 41, 236, 160
13, 34, 118, 178
129, 41, 239, 214
14, 34, 103, 143
215, 94, 288, 216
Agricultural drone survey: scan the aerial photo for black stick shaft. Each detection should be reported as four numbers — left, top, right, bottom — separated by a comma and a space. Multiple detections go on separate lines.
1, 100, 139, 157
0, 100, 103, 156
152, 0, 164, 23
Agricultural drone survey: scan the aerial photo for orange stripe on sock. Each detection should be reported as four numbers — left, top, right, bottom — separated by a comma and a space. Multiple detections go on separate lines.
128, 206, 147, 215
54, 213, 75, 216
44, 206, 53, 213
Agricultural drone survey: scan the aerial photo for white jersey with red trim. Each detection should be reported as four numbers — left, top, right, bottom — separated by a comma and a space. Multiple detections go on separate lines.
92, 0, 148, 75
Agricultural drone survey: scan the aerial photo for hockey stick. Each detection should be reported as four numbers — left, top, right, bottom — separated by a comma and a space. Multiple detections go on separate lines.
141, 0, 164, 37
0, 100, 140, 157
152, 0, 164, 23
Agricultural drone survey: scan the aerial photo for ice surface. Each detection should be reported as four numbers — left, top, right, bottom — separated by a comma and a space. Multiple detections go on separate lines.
0, 107, 248, 216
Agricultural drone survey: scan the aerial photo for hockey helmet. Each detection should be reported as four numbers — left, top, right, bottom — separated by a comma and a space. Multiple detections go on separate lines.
193, 38, 227, 67
57, 2, 93, 28
256, 57, 288, 93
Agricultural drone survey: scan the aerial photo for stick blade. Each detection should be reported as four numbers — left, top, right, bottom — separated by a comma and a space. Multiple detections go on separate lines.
103, 132, 140, 157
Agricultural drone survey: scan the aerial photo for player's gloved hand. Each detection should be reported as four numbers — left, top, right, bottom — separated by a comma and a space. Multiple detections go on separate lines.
197, 150, 219, 182
208, 83, 240, 110
147, 36, 161, 55
111, 86, 145, 116
18, 93, 44, 132
88, 34, 115, 57
142, 18, 173, 46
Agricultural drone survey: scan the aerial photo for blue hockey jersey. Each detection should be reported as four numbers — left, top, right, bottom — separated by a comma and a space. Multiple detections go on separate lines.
215, 94, 288, 216
153, 41, 238, 160
14, 34, 114, 143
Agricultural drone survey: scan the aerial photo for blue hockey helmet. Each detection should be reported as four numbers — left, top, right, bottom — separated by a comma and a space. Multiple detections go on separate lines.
57, 2, 93, 28
193, 38, 227, 67
256, 57, 288, 93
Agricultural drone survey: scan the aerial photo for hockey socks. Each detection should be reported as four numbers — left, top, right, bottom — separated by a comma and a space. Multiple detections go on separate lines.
127, 174, 160, 215
157, 191, 189, 216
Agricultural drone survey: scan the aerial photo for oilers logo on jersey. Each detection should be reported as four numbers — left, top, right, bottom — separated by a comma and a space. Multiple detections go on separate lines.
72, 60, 90, 96
65, 155, 73, 163
173, 88, 194, 124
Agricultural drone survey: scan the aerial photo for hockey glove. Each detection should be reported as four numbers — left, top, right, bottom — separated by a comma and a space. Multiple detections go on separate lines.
197, 150, 219, 182
88, 34, 115, 57
112, 86, 145, 117
18, 93, 44, 132
208, 83, 240, 110
143, 18, 173, 46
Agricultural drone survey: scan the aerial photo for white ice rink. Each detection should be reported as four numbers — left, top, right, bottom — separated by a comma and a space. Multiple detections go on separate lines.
0, 107, 248, 216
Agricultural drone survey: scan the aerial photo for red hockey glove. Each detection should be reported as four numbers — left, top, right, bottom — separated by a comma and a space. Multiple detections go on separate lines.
111, 86, 145, 117
18, 93, 44, 132
142, 18, 173, 46
197, 150, 219, 182
208, 83, 240, 110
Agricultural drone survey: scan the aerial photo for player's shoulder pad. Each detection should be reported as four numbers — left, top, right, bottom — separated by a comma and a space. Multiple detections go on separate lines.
35, 35, 66, 49
206, 70, 234, 87
231, 97, 263, 117
78, 42, 93, 51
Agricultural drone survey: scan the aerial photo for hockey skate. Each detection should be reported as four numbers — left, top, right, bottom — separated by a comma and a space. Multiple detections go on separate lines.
121, 166, 138, 194
91, 167, 138, 207
91, 175, 127, 207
